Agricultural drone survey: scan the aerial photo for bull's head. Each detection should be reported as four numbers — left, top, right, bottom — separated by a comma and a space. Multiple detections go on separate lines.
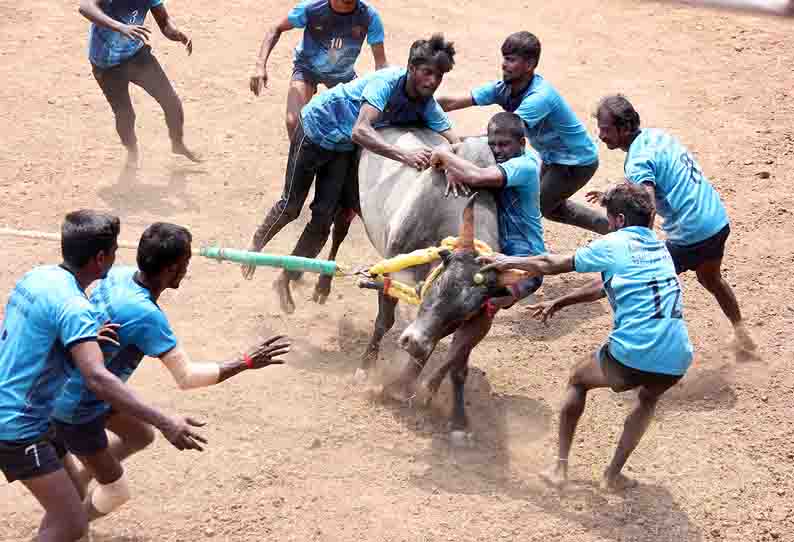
398, 194, 522, 361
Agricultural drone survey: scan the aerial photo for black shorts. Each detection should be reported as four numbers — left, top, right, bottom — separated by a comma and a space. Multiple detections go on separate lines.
666, 224, 730, 274
0, 432, 66, 483
597, 344, 682, 393
291, 63, 353, 89
53, 412, 111, 457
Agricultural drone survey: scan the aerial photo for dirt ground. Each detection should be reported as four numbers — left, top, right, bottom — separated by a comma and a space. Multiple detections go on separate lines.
1, 0, 793, 541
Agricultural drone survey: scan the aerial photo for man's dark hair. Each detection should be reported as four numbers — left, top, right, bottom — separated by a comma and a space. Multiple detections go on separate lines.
487, 112, 526, 141
501, 31, 541, 66
596, 94, 641, 132
408, 33, 456, 73
601, 182, 655, 227
137, 223, 192, 276
61, 210, 120, 268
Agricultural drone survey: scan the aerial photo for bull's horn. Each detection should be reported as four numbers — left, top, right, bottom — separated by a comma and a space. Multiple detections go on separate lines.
458, 193, 477, 251
497, 269, 531, 288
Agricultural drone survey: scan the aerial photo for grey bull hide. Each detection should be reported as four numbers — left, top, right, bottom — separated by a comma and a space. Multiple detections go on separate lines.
316, 128, 523, 436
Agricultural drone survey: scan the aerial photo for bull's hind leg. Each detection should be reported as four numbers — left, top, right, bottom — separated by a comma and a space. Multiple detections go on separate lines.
358, 293, 398, 380
314, 208, 355, 304
450, 362, 470, 437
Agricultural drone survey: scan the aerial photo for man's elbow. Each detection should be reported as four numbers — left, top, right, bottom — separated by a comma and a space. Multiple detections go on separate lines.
83, 369, 112, 399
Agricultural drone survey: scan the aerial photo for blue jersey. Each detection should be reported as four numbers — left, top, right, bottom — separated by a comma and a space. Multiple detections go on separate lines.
497, 152, 546, 257
301, 66, 452, 151
289, 0, 385, 85
624, 128, 729, 246
88, 0, 163, 69
471, 75, 598, 166
52, 267, 177, 425
574, 227, 693, 375
0, 266, 99, 441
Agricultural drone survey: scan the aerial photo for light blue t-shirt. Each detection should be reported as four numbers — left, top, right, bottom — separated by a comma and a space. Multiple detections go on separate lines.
496, 152, 546, 257
289, 0, 385, 85
471, 75, 598, 166
301, 66, 452, 151
88, 0, 163, 69
574, 227, 693, 376
52, 267, 177, 425
625, 128, 729, 246
0, 266, 99, 441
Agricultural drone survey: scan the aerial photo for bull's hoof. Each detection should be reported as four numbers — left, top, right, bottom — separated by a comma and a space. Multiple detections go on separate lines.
360, 347, 379, 369
414, 380, 439, 408
312, 289, 329, 305
383, 381, 416, 404
449, 430, 473, 448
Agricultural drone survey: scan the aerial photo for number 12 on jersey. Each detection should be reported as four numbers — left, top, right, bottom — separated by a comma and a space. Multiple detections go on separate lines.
647, 277, 683, 319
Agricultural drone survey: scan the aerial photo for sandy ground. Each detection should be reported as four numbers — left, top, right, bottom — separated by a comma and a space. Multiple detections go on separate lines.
1, 1, 793, 541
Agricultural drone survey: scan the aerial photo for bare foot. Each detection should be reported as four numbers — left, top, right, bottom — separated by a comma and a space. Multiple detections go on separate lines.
171, 141, 202, 163
312, 275, 332, 304
600, 472, 638, 492
272, 274, 295, 314
539, 461, 568, 489
733, 323, 758, 358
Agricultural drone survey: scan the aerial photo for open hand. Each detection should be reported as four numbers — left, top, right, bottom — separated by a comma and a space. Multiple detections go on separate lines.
160, 416, 207, 451
527, 300, 560, 324
118, 24, 151, 43
250, 67, 268, 96
244, 334, 291, 369
585, 190, 604, 205
97, 321, 120, 347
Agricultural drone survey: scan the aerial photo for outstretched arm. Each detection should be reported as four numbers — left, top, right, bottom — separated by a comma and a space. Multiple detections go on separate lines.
437, 94, 474, 112
479, 253, 576, 276
528, 278, 605, 323
160, 335, 290, 390
250, 17, 295, 96
352, 104, 433, 170
151, 5, 191, 53
71, 341, 206, 451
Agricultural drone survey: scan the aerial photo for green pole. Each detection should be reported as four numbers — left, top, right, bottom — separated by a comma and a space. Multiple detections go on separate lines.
199, 246, 339, 276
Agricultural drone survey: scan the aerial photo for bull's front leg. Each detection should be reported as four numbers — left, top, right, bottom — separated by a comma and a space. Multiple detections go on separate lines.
418, 311, 494, 439
314, 208, 355, 305
358, 292, 398, 380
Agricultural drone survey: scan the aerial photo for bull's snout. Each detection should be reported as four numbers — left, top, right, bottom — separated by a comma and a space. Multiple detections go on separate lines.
399, 325, 433, 361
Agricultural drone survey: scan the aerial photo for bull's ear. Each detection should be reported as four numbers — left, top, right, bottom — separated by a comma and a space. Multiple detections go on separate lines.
439, 249, 452, 265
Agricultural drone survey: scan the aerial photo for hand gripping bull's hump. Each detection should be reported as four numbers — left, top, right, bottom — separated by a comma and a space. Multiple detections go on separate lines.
358, 128, 500, 276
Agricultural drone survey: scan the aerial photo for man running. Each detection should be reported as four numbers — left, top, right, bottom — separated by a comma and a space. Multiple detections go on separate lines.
438, 31, 608, 235
242, 34, 460, 313
480, 183, 693, 491
590, 94, 755, 352
51, 222, 289, 521
429, 111, 545, 309
250, 0, 388, 140
79, 0, 200, 170
0, 211, 204, 542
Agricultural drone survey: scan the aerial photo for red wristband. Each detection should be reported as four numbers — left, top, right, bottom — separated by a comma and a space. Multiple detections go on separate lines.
243, 354, 254, 369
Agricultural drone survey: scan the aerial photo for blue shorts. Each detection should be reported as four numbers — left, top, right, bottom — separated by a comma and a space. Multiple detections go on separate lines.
291, 63, 354, 89
53, 411, 112, 457
0, 430, 66, 483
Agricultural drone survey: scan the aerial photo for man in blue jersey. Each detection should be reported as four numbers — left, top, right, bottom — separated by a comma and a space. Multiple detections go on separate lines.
0, 211, 205, 542
429, 112, 545, 310
589, 94, 756, 353
438, 31, 608, 235
250, 0, 389, 141
242, 34, 460, 313
79, 0, 200, 170
51, 222, 290, 521
480, 183, 693, 491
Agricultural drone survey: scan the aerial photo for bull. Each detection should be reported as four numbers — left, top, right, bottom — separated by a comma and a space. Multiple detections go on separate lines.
311, 128, 528, 438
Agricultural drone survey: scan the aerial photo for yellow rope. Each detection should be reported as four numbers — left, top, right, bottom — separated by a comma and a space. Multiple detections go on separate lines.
367, 237, 494, 305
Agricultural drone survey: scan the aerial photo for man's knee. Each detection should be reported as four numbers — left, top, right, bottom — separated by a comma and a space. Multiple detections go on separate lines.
636, 387, 662, 409
285, 113, 299, 140
91, 473, 131, 515
696, 267, 724, 292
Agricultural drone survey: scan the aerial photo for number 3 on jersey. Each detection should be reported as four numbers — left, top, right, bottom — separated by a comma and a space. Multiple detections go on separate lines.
647, 277, 683, 319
